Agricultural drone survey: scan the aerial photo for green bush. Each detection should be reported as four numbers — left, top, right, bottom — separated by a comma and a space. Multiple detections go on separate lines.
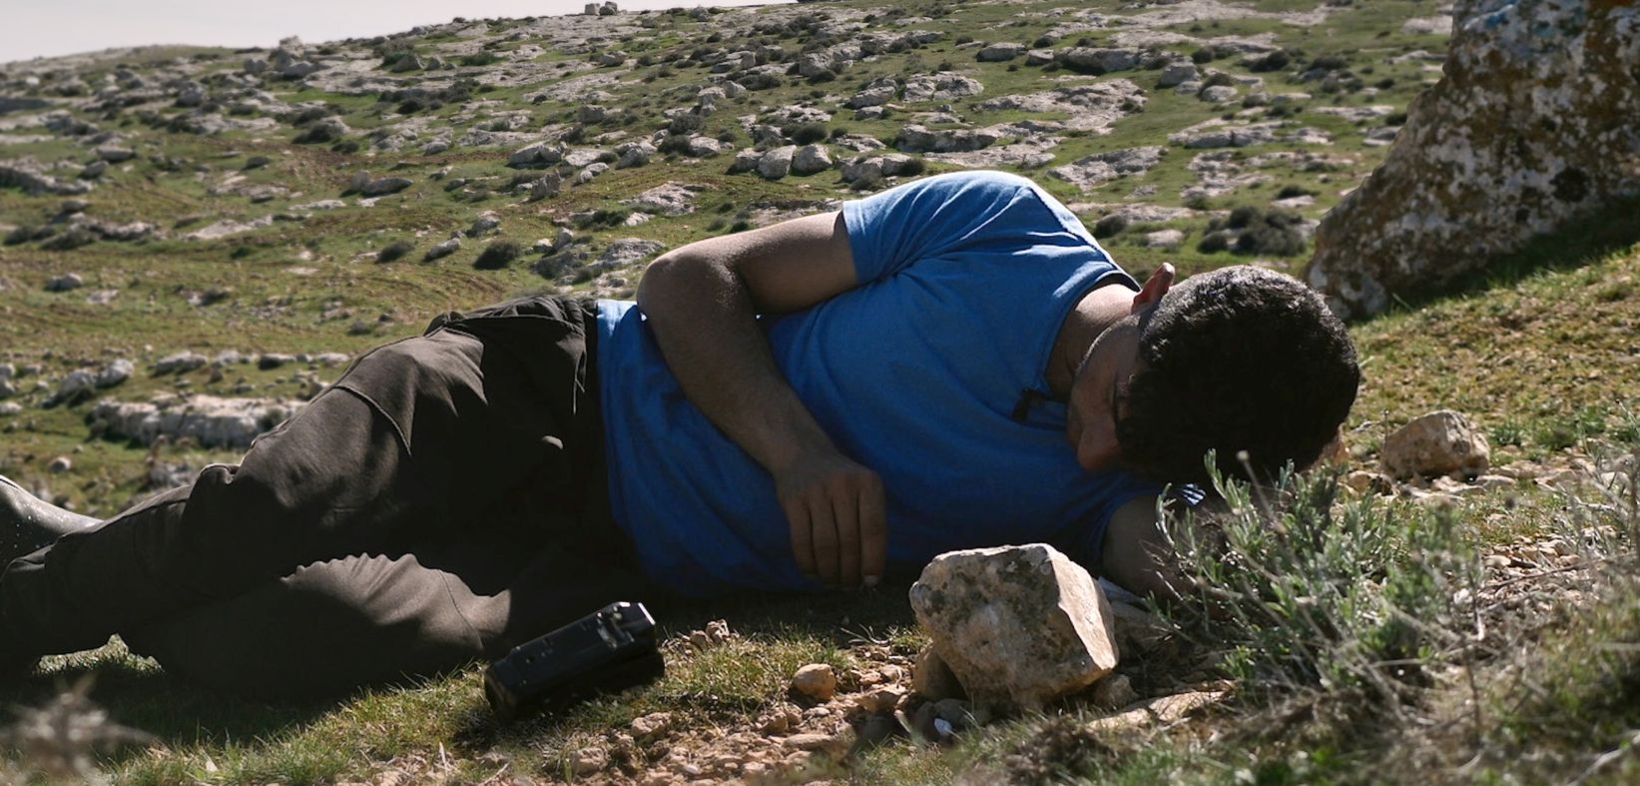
473, 240, 522, 270
377, 240, 415, 263
787, 121, 828, 145
1093, 214, 1128, 239
1163, 459, 1474, 704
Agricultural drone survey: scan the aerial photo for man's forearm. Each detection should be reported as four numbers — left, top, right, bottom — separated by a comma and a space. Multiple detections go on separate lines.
636, 249, 838, 474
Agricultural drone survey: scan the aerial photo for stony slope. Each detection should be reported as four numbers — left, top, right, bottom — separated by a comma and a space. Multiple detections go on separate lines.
0, 0, 1448, 514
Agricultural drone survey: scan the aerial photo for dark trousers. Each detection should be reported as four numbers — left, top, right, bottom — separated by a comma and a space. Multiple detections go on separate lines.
0, 296, 653, 698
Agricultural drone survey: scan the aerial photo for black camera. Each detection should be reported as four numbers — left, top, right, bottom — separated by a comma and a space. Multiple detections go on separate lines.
483, 601, 665, 721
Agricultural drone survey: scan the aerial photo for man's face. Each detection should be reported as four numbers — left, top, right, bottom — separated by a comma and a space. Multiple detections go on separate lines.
1065, 312, 1144, 472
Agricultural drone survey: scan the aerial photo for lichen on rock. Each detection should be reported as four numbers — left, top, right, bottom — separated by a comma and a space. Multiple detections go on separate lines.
1304, 0, 1640, 319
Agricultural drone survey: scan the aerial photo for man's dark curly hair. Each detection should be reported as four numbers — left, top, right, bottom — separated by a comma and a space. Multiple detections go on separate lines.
1115, 265, 1359, 486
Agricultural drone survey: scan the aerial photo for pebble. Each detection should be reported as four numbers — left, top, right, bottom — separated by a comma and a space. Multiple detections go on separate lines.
571, 748, 607, 775
791, 663, 837, 701
855, 686, 904, 714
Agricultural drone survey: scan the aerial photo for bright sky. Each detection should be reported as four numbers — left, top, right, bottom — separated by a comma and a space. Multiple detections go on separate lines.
2, 0, 791, 64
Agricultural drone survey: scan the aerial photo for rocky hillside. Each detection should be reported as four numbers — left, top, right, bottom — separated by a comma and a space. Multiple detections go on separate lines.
0, 0, 1449, 509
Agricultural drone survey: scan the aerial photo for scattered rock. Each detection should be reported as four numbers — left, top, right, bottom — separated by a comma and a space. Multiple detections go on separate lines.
423, 237, 461, 261
909, 544, 1120, 713
44, 371, 97, 408
977, 43, 1026, 62
88, 395, 301, 449
792, 664, 837, 701
1059, 47, 1141, 74
912, 645, 966, 701
625, 182, 702, 216
855, 686, 904, 714
507, 141, 563, 168
757, 145, 796, 180
1090, 674, 1138, 710
1157, 61, 1199, 88
630, 711, 673, 740
1382, 410, 1491, 481
45, 273, 85, 292
470, 212, 502, 236
153, 352, 208, 375
94, 359, 133, 389
791, 144, 833, 175
353, 176, 412, 197
596, 238, 665, 268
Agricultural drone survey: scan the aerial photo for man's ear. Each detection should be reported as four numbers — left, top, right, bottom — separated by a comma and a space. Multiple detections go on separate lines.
1133, 262, 1175, 312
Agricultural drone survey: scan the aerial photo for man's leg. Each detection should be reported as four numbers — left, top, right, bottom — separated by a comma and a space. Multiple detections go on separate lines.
120, 505, 653, 699
0, 298, 601, 663
0, 476, 98, 566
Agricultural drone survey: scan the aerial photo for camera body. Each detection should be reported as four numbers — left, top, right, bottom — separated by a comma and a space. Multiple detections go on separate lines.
483, 601, 664, 721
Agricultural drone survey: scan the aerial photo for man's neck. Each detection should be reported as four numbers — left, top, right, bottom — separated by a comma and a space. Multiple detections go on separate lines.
1045, 283, 1135, 401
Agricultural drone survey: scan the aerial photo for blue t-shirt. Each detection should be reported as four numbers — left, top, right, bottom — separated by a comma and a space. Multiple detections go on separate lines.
597, 170, 1160, 597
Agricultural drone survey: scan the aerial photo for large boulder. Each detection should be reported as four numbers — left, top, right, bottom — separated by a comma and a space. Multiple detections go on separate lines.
1304, 0, 1640, 319
909, 544, 1119, 713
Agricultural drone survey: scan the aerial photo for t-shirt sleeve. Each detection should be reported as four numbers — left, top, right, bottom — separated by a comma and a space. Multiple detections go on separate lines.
842, 170, 1096, 284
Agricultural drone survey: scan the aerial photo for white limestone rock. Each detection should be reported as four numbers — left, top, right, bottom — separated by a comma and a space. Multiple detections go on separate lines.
909, 544, 1119, 713
1382, 410, 1491, 481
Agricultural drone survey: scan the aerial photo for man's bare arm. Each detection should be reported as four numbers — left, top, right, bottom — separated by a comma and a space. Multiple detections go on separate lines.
1099, 495, 1185, 602
635, 212, 886, 587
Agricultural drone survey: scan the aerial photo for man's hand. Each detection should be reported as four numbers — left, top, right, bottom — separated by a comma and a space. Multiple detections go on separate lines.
774, 449, 887, 588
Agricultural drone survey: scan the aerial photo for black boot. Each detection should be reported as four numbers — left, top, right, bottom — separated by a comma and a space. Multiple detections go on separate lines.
0, 475, 100, 566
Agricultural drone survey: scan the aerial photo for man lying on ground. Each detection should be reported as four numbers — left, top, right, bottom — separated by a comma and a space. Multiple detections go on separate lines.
0, 170, 1359, 697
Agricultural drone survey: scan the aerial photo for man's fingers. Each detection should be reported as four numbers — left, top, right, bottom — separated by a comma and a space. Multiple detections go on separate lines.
833, 489, 862, 588
859, 474, 887, 586
808, 493, 840, 586
783, 497, 816, 579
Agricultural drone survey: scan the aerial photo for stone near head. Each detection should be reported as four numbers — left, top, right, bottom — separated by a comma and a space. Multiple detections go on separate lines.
1382, 409, 1491, 481
909, 543, 1119, 714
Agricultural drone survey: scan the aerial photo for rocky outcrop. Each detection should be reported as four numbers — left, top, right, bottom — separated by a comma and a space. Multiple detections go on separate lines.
1305, 0, 1640, 319
88, 395, 302, 449
909, 544, 1119, 713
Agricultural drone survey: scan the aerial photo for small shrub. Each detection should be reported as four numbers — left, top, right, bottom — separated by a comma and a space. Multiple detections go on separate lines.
1191, 46, 1217, 64
1249, 49, 1291, 73
573, 209, 631, 229
1310, 54, 1350, 71
4, 225, 44, 245
1275, 184, 1318, 200
899, 157, 927, 177
1196, 231, 1230, 253
1163, 461, 1472, 710
473, 240, 522, 270
1092, 214, 1128, 239
461, 51, 501, 67
41, 227, 97, 251
377, 240, 415, 263
787, 121, 828, 145
668, 112, 705, 136
1226, 205, 1264, 230
1202, 71, 1235, 89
